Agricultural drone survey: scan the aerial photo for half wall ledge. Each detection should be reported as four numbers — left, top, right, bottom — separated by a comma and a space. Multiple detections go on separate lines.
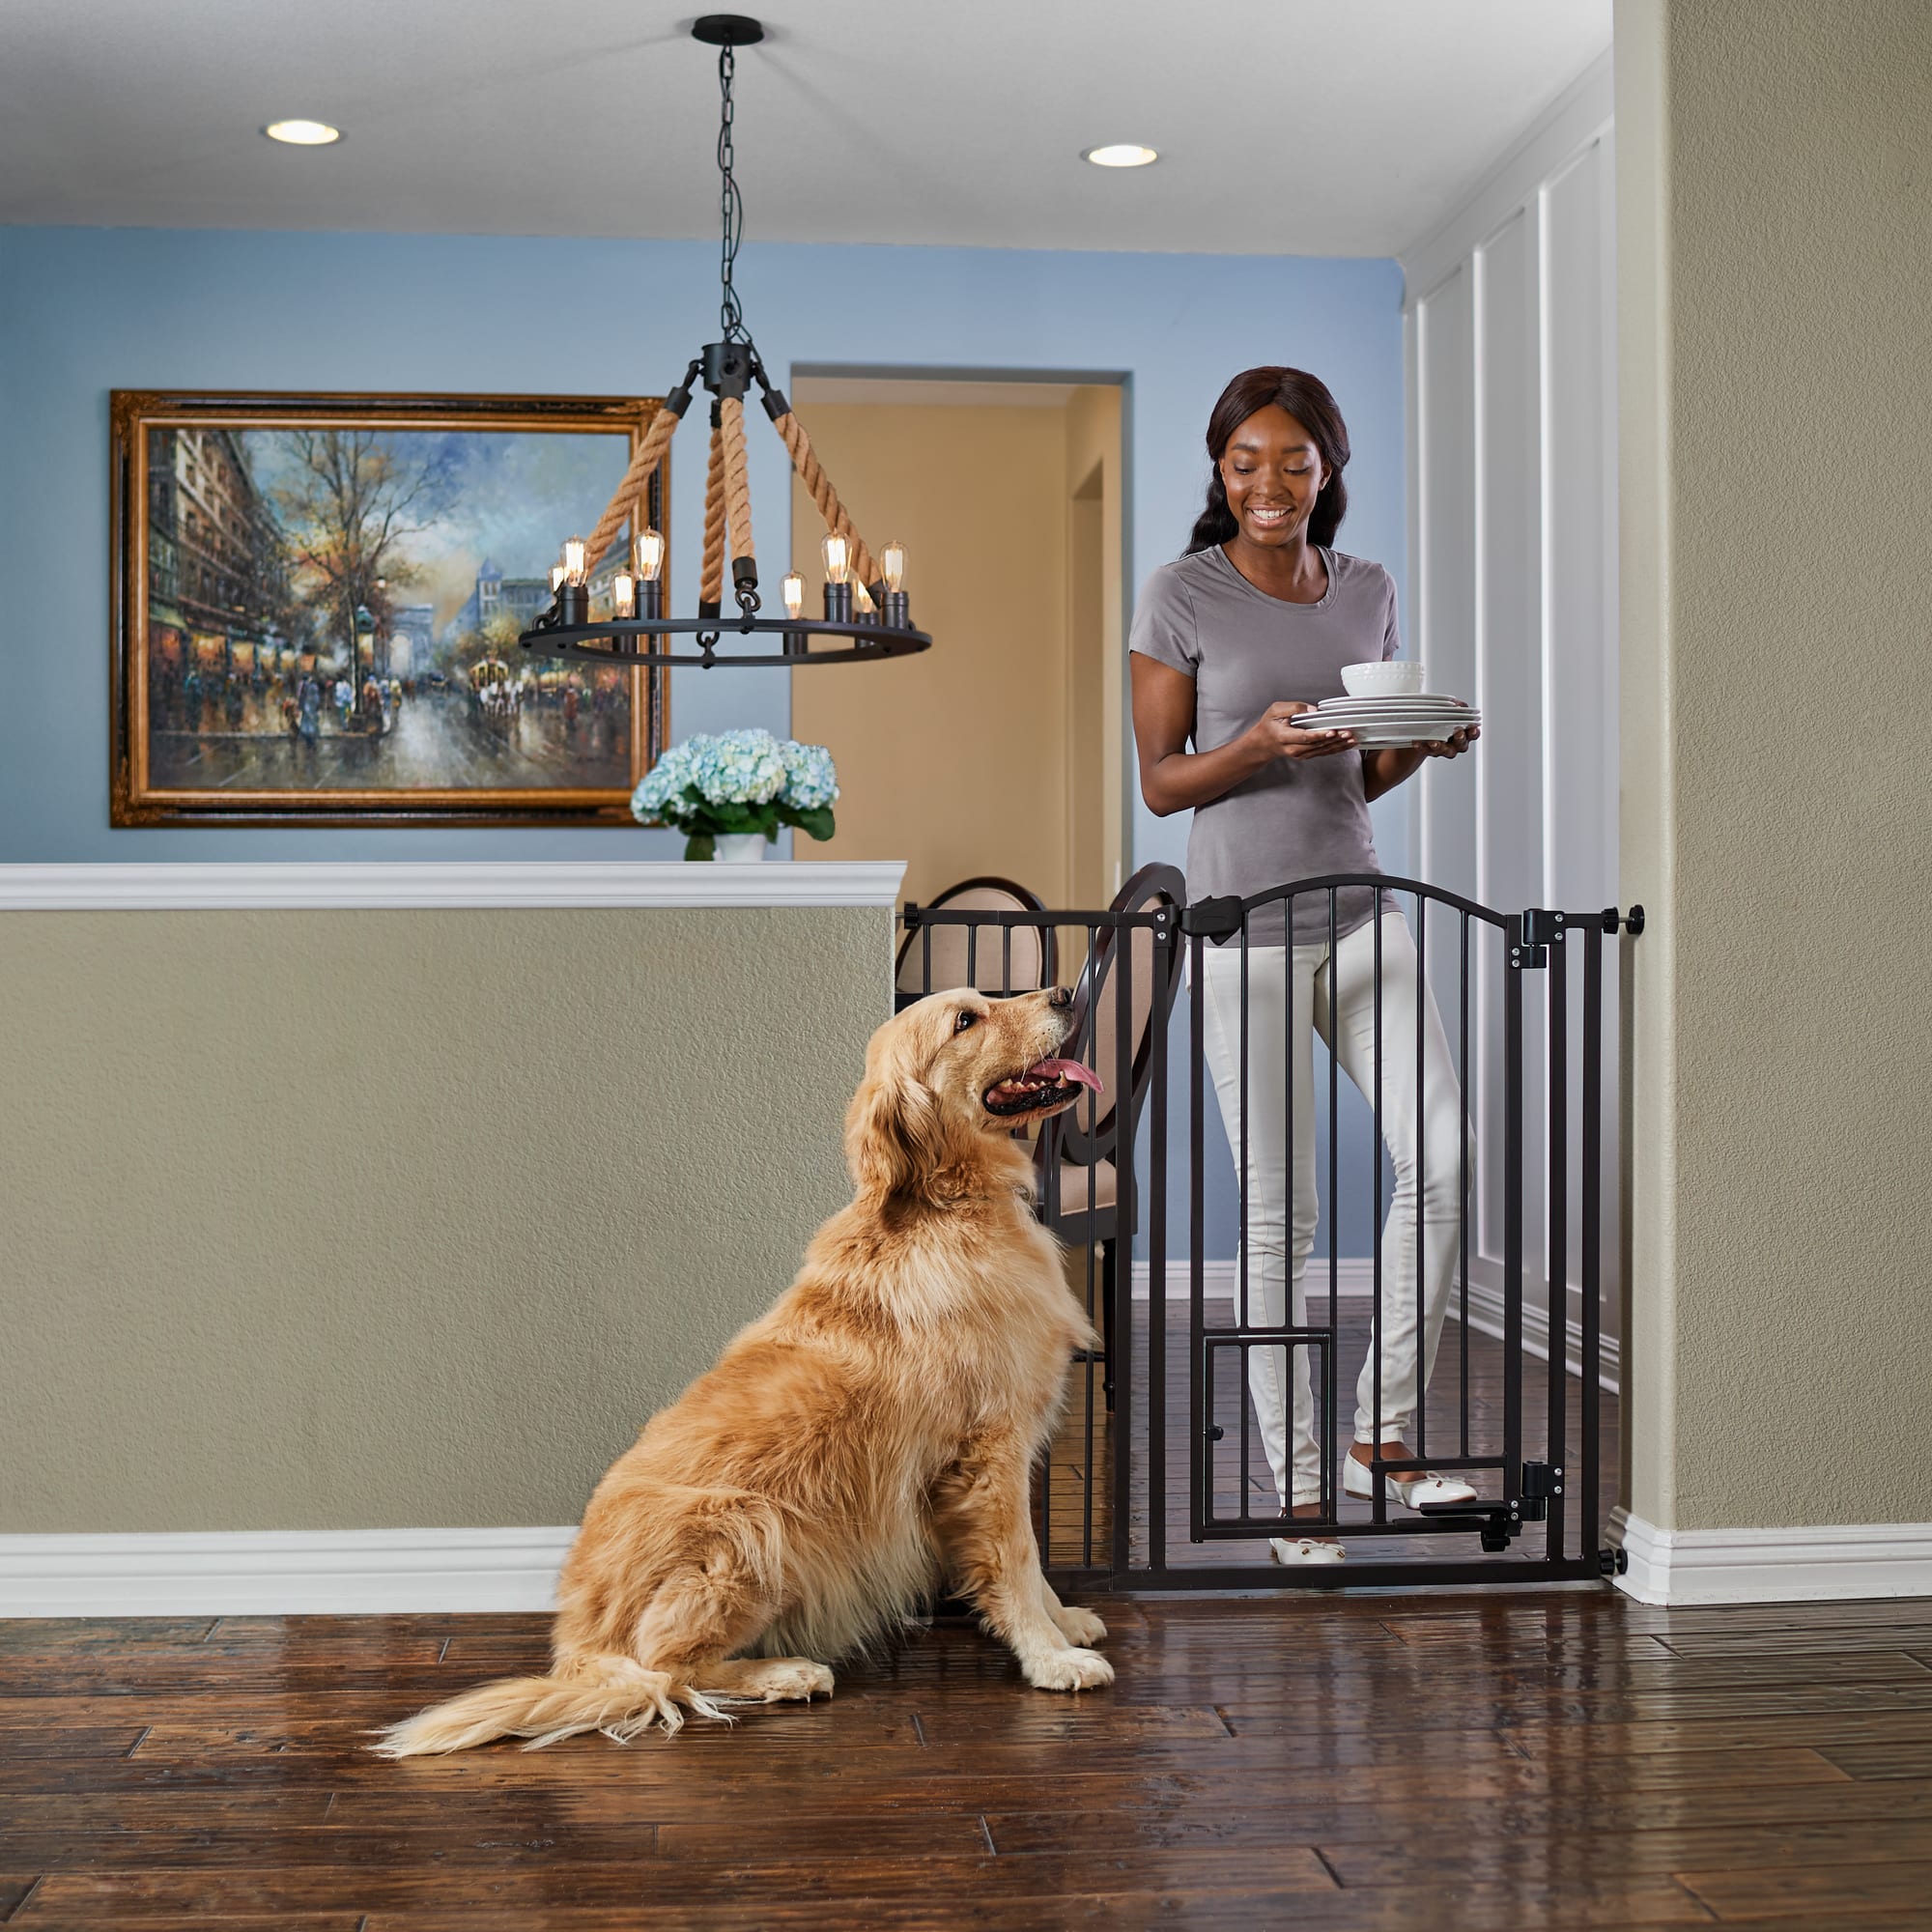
0, 861, 907, 911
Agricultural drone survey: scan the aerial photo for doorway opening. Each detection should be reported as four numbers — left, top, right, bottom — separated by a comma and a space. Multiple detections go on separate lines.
785, 373, 1126, 917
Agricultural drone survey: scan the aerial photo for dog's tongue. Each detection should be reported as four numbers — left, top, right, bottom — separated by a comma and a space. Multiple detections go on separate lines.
1028, 1057, 1103, 1094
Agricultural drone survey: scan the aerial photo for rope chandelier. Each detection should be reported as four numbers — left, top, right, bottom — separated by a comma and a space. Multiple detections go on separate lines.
520, 14, 930, 672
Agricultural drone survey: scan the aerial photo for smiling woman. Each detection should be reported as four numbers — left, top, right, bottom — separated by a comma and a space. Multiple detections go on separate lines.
1128, 364, 1481, 1567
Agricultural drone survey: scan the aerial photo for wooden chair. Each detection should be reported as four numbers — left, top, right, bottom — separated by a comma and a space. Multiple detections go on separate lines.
895, 876, 1057, 1009
1034, 864, 1186, 1409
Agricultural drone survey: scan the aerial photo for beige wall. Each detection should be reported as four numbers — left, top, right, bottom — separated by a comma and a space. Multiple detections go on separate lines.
1065, 384, 1125, 910
1, 906, 891, 1532
789, 388, 1122, 917
1616, 0, 1932, 1532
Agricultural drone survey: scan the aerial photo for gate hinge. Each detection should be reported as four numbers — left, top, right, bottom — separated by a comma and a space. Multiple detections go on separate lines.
1509, 908, 1569, 969
1518, 1459, 1564, 1521
1181, 896, 1244, 942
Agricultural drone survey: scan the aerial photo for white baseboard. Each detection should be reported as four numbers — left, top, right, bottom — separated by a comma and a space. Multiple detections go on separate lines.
18, 1513, 1928, 1621
0, 1526, 576, 1617
1611, 1507, 1932, 1605
1131, 1259, 1619, 1393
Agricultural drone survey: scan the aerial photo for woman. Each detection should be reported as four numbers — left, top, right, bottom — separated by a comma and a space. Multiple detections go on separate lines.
1129, 367, 1479, 1566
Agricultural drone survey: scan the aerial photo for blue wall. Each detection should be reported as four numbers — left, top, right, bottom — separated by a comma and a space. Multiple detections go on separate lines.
0, 226, 1405, 862
0, 224, 1408, 1256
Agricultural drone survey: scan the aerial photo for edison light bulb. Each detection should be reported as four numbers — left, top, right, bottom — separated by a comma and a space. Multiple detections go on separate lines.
634, 526, 666, 582
820, 531, 849, 585
611, 572, 637, 618
549, 564, 566, 593
563, 536, 587, 586
852, 578, 876, 616
881, 541, 907, 593
782, 571, 805, 621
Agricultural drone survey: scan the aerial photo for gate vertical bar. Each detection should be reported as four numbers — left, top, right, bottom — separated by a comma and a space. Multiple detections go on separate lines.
1545, 923, 1569, 1563
1503, 931, 1525, 1505
1110, 909, 1136, 1573
1414, 892, 1428, 1461
1080, 923, 1098, 1569
1326, 889, 1342, 1524
1236, 918, 1251, 1521
1283, 890, 1295, 1529
1580, 920, 1605, 1562
1370, 901, 1384, 1514
1189, 926, 1208, 1536
1459, 912, 1471, 1457
1139, 913, 1172, 1577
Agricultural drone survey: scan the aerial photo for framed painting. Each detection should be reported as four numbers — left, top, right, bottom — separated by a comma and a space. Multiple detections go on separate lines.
110, 390, 668, 825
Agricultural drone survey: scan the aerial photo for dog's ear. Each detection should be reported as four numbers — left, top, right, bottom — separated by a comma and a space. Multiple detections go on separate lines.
845, 1044, 946, 1205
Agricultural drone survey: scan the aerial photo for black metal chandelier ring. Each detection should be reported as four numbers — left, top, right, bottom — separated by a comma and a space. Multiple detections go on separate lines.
516, 615, 934, 671
517, 14, 932, 675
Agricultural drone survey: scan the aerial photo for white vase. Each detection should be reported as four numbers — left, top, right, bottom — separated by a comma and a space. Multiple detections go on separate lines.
714, 833, 768, 863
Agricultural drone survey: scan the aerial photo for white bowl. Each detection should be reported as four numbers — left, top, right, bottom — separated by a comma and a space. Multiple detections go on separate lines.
1341, 660, 1426, 697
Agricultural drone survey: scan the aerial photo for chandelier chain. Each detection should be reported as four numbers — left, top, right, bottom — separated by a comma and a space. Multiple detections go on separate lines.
717, 44, 747, 344
518, 17, 933, 672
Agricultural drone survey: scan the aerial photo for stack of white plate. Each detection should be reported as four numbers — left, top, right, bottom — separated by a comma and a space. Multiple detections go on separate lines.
1290, 695, 1481, 749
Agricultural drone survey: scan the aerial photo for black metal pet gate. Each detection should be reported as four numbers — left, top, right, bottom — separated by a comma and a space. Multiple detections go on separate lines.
898, 871, 1641, 1593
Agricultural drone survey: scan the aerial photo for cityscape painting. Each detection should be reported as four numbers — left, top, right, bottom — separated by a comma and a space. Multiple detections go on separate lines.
110, 391, 667, 824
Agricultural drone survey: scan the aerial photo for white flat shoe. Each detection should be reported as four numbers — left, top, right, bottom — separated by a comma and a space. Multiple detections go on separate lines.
1343, 1460, 1478, 1508
1270, 1534, 1347, 1566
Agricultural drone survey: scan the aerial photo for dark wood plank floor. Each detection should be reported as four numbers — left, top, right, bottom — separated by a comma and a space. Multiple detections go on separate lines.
7, 1588, 1932, 1925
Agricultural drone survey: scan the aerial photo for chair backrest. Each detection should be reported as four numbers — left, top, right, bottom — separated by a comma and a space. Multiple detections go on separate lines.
895, 876, 1057, 1001
1052, 863, 1185, 1165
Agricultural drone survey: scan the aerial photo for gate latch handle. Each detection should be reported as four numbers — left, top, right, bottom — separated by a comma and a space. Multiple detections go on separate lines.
1181, 896, 1245, 942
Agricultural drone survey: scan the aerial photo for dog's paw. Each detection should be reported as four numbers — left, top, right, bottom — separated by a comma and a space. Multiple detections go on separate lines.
1052, 1605, 1108, 1647
1024, 1646, 1115, 1692
699, 1657, 836, 1705
739, 1659, 834, 1702
765, 1660, 835, 1702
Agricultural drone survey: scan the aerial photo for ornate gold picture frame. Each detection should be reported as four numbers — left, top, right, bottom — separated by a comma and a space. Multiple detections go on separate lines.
110, 390, 667, 825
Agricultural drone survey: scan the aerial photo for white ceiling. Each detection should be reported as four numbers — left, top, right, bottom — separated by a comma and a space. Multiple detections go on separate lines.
0, 1, 1611, 256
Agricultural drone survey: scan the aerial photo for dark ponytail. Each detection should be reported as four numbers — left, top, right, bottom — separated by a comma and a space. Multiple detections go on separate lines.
1184, 366, 1351, 554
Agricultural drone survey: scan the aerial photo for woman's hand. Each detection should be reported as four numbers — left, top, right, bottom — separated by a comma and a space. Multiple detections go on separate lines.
1249, 700, 1358, 760
1135, 660, 1354, 815
1360, 706, 1480, 802
1418, 708, 1481, 758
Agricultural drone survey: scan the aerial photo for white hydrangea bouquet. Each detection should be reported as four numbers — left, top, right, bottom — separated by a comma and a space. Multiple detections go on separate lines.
630, 728, 839, 861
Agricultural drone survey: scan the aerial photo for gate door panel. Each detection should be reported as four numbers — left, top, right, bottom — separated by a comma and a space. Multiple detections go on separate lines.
1151, 874, 1635, 1590
898, 873, 1636, 1592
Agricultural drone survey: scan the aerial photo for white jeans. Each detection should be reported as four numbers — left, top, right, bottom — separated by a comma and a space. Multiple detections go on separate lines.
1200, 912, 1469, 1507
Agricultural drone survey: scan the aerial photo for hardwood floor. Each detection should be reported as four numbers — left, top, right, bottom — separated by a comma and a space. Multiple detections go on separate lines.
4, 1323, 1921, 1929
7, 1589, 1932, 1924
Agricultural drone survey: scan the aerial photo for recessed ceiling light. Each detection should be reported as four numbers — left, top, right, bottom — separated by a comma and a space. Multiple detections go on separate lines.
1083, 144, 1158, 169
264, 120, 342, 146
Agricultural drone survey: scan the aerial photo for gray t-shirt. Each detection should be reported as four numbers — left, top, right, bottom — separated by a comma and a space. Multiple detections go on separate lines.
1129, 544, 1400, 947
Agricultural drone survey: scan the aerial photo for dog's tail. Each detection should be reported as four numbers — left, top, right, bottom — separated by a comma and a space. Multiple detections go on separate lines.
370, 1660, 727, 1757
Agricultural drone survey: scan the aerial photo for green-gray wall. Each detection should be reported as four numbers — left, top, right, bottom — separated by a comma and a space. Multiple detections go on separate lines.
1616, 0, 1932, 1535
2, 906, 891, 1531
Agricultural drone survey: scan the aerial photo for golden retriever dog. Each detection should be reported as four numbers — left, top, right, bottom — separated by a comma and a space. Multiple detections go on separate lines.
375, 984, 1113, 1755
